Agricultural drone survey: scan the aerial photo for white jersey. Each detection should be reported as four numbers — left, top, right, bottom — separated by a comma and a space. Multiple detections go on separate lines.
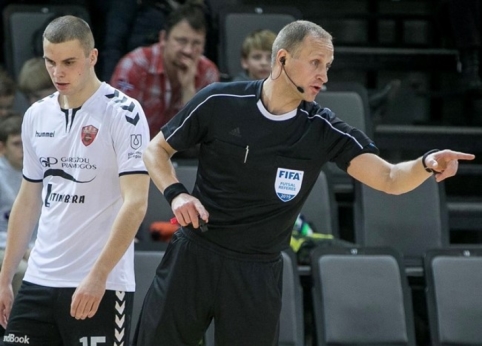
22, 82, 149, 291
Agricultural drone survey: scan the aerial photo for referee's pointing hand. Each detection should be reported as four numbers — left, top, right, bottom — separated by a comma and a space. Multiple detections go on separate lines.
424, 150, 475, 182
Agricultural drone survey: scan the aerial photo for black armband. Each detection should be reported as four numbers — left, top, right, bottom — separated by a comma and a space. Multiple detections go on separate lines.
163, 183, 189, 205
422, 149, 440, 173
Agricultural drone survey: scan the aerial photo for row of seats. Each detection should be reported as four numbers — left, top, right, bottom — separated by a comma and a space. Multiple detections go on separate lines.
132, 246, 482, 346
311, 245, 482, 346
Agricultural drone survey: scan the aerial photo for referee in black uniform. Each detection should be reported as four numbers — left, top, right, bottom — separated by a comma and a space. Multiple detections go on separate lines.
135, 20, 475, 345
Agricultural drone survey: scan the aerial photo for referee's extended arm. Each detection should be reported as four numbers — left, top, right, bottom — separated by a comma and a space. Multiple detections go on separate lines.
347, 150, 475, 195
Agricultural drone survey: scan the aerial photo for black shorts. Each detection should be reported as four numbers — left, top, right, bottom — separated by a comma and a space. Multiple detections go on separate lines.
4, 281, 133, 346
134, 227, 283, 346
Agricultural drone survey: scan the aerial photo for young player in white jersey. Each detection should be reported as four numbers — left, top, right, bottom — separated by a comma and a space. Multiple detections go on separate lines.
0, 15, 150, 345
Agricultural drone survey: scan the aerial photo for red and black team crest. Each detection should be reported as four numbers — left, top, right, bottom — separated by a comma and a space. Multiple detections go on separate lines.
81, 125, 99, 146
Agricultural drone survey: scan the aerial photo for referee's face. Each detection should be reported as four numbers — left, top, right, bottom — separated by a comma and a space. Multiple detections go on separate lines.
286, 36, 333, 102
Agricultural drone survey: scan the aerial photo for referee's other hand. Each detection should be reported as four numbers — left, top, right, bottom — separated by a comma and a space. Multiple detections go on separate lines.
172, 193, 209, 229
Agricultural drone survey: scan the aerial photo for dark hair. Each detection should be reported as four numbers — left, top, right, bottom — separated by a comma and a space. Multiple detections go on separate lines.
0, 114, 22, 143
43, 15, 94, 56
165, 1, 206, 36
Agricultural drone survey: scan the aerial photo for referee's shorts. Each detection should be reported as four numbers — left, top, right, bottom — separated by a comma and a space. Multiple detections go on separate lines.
4, 281, 133, 345
134, 227, 283, 346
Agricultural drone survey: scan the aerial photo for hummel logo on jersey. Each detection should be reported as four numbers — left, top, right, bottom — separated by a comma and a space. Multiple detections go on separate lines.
3, 333, 30, 344
121, 102, 135, 112
35, 131, 55, 138
125, 113, 140, 125
105, 90, 121, 99
229, 127, 241, 137
114, 290, 126, 344
106, 90, 138, 125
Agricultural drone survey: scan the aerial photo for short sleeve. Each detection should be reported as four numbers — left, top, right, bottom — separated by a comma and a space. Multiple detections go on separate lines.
161, 84, 215, 151
110, 98, 150, 175
319, 108, 379, 171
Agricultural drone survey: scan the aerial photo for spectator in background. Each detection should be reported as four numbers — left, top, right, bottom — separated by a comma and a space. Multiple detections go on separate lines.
233, 29, 276, 82
0, 115, 29, 297
110, 0, 219, 140
101, 0, 216, 82
17, 57, 56, 105
0, 69, 16, 118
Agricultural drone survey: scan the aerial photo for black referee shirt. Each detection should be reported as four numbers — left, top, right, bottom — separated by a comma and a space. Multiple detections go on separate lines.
162, 80, 378, 254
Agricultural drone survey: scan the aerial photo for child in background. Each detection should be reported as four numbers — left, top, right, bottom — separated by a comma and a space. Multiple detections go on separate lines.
233, 29, 276, 81
17, 57, 56, 105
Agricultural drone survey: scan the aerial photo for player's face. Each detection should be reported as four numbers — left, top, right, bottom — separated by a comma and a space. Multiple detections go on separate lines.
1, 134, 23, 170
162, 20, 205, 70
242, 49, 272, 80
287, 36, 334, 101
43, 39, 97, 96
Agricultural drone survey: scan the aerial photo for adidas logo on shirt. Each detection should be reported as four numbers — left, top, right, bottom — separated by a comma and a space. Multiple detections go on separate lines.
229, 127, 241, 137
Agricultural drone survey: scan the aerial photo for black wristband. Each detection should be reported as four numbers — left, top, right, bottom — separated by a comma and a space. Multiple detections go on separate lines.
163, 183, 189, 205
422, 149, 440, 173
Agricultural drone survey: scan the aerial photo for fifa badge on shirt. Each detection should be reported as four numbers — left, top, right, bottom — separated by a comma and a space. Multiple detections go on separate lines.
275, 168, 304, 202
